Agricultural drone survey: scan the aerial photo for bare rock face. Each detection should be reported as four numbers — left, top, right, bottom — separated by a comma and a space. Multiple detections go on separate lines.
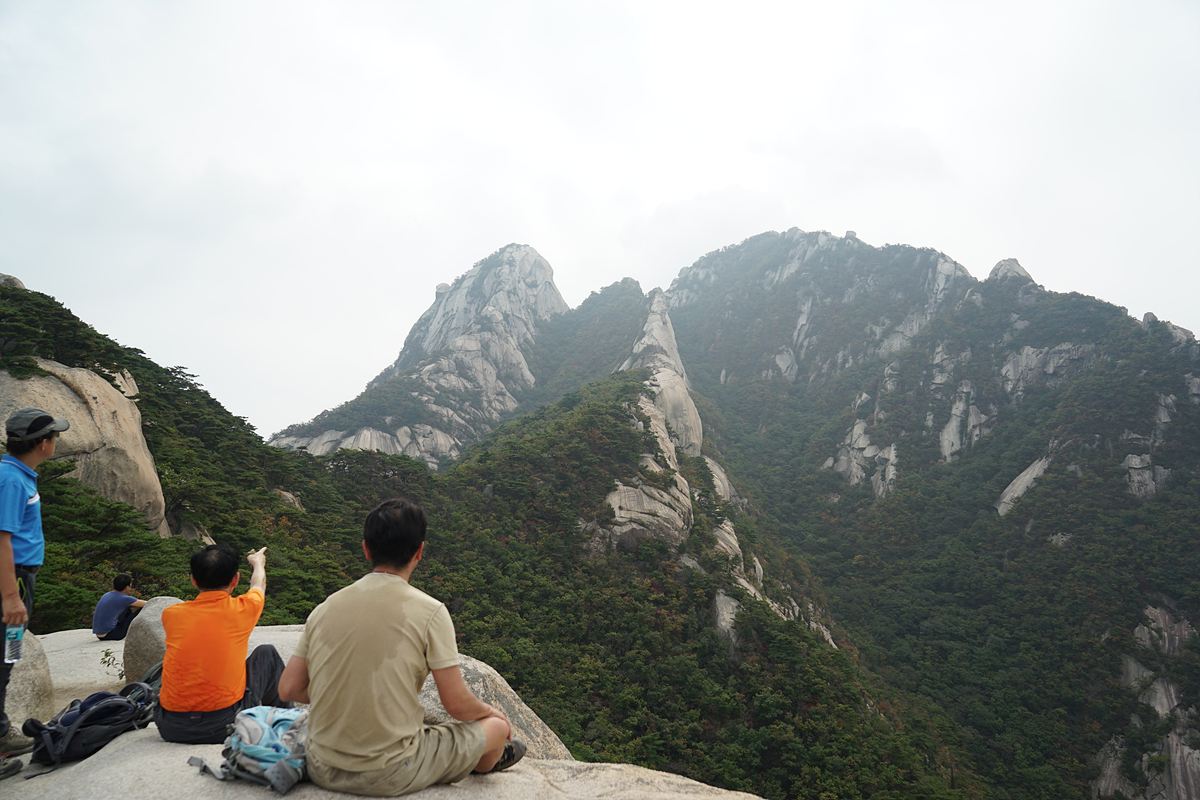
1123, 453, 1172, 498
591, 394, 693, 553
1000, 343, 1097, 401
270, 245, 568, 470
1093, 606, 1200, 800
6, 633, 55, 726
940, 380, 992, 462
122, 595, 183, 681
995, 454, 1052, 515
419, 654, 573, 760
704, 457, 746, 511
988, 258, 1034, 282
617, 290, 703, 456
590, 291, 703, 552
824, 419, 899, 498
0, 358, 170, 537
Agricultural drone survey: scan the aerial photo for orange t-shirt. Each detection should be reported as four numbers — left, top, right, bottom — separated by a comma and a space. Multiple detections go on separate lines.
159, 588, 264, 712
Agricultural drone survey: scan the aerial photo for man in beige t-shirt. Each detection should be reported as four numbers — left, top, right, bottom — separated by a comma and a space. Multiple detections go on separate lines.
279, 498, 524, 795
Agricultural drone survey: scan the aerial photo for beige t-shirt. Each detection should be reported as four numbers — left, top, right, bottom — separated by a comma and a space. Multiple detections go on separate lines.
294, 572, 461, 772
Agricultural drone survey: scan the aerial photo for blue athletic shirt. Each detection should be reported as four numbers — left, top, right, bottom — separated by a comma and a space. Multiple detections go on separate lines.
0, 454, 44, 566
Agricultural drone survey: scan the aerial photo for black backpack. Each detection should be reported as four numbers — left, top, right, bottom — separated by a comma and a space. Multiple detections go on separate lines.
22, 681, 156, 771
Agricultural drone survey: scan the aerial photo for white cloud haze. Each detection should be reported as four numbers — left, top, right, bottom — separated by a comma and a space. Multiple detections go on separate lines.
2, 0, 1197, 437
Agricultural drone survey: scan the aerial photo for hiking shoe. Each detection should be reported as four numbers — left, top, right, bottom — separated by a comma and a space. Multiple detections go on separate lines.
0, 756, 23, 780
0, 726, 33, 756
492, 739, 526, 773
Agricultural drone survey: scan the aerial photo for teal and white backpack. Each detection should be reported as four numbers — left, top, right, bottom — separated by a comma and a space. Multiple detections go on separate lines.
189, 706, 308, 794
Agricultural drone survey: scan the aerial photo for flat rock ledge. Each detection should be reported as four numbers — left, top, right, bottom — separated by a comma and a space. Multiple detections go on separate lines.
12, 628, 764, 800
6, 729, 763, 800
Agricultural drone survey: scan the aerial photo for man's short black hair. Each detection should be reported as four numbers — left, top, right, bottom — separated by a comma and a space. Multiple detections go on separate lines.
190, 543, 240, 590
113, 574, 132, 591
363, 498, 428, 569
5, 430, 56, 457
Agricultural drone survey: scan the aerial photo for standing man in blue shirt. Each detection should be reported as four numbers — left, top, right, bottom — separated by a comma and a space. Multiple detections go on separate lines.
0, 407, 69, 780
92, 574, 147, 641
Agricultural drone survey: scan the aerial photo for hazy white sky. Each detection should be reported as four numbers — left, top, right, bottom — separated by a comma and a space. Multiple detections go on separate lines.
3, 1, 1197, 438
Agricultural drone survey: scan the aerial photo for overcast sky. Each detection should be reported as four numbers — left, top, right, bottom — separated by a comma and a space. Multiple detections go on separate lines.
3, 1, 1197, 438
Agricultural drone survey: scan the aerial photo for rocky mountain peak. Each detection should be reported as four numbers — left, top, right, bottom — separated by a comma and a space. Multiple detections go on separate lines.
269, 244, 569, 469
379, 243, 568, 380
988, 258, 1034, 282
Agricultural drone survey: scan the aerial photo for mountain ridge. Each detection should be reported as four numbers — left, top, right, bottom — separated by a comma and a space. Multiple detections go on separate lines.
5, 221, 1200, 798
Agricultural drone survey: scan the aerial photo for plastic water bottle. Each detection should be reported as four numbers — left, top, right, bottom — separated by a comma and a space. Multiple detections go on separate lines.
3, 623, 24, 664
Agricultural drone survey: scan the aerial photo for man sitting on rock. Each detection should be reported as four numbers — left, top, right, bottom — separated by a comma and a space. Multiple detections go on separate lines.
279, 498, 525, 795
91, 573, 146, 641
156, 544, 290, 744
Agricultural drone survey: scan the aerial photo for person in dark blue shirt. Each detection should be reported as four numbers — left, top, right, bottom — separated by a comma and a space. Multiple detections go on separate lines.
92, 574, 147, 641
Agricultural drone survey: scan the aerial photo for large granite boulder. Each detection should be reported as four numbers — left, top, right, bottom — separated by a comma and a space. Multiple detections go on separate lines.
6, 633, 54, 725
16, 628, 767, 799
420, 655, 572, 760
0, 357, 171, 537
122, 595, 182, 682
3, 727, 767, 799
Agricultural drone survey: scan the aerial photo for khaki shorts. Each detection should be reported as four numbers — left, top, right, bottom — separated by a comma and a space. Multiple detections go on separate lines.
308, 721, 487, 797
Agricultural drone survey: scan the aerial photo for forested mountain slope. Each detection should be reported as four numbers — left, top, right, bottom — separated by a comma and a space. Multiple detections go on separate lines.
271, 227, 1200, 799
0, 280, 970, 800
6, 220, 1199, 800
663, 229, 1200, 800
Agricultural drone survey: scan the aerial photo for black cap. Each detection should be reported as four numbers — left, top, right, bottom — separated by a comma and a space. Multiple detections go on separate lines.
5, 407, 70, 441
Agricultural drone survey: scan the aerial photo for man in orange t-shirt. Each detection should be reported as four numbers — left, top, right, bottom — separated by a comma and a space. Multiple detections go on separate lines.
155, 544, 291, 744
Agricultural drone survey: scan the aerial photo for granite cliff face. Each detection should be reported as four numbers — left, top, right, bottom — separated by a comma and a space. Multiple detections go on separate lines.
269, 244, 569, 469
661, 228, 1200, 514
0, 357, 171, 537
664, 229, 982, 498
1094, 604, 1200, 800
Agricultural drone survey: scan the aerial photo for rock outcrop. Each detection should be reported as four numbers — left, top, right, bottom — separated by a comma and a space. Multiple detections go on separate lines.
590, 290, 700, 553
6, 633, 54, 727
824, 419, 899, 498
995, 453, 1053, 516
589, 392, 693, 553
6, 729, 766, 800
270, 245, 569, 470
1123, 453, 1172, 498
419, 655, 572, 760
594, 292, 820, 635
617, 290, 703, 456
0, 358, 170, 536
1093, 605, 1200, 800
987, 258, 1034, 282
999, 343, 1097, 401
122, 595, 183, 681
15, 628, 766, 800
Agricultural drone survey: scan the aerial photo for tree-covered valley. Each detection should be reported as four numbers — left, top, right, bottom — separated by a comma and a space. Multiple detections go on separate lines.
2, 228, 1198, 800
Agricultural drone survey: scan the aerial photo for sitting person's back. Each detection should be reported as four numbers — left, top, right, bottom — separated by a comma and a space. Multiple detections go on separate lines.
156, 543, 290, 744
91, 573, 146, 641
278, 498, 525, 795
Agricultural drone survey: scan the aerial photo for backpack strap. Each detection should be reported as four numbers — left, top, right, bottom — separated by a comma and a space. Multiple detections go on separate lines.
188, 755, 239, 782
